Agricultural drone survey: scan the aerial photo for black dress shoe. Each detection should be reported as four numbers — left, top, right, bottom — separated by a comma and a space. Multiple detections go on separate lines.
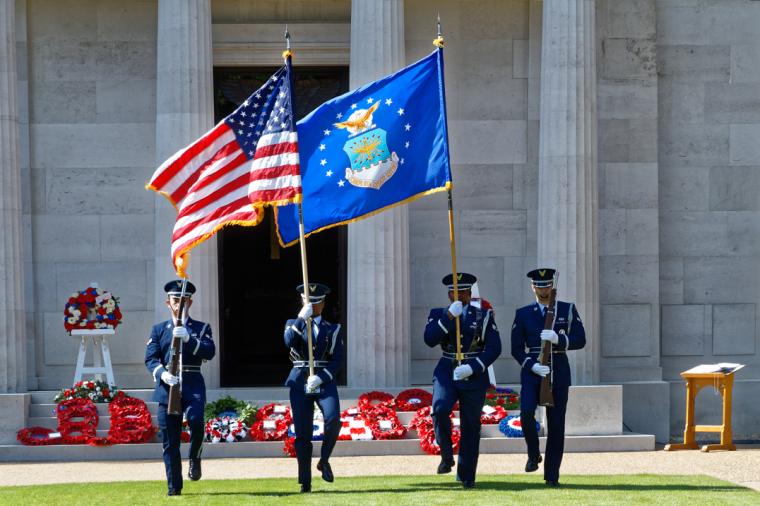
525, 455, 543, 472
462, 480, 476, 489
300, 484, 312, 493
167, 489, 181, 496
437, 458, 455, 474
317, 460, 334, 482
545, 480, 560, 487
188, 458, 202, 481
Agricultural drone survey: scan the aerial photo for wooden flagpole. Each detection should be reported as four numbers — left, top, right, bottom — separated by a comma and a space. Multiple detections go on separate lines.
435, 15, 462, 364
284, 27, 316, 383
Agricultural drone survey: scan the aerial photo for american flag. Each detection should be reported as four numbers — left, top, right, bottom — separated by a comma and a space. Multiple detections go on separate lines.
147, 64, 301, 277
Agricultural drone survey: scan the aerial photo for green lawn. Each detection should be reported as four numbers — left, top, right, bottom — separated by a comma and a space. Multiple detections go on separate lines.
0, 474, 756, 505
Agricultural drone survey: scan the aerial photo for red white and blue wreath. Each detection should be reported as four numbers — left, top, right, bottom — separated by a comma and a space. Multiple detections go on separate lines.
64, 285, 122, 332
498, 415, 540, 438
205, 415, 248, 443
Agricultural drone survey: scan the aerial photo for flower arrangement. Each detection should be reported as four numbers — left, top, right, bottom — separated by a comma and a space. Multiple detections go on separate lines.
205, 416, 248, 443
357, 390, 394, 417
17, 427, 61, 446
250, 403, 291, 441
366, 405, 406, 440
204, 395, 257, 425
498, 415, 540, 438
394, 388, 433, 412
63, 285, 122, 332
409, 405, 460, 455
57, 398, 99, 444
485, 386, 520, 410
108, 396, 155, 444
480, 404, 508, 425
53, 380, 126, 404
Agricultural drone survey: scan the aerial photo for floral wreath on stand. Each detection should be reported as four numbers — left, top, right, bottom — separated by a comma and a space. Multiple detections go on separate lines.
357, 391, 394, 417
480, 404, 508, 425
394, 388, 433, 412
250, 403, 291, 441
499, 415, 540, 438
63, 285, 122, 332
366, 405, 406, 440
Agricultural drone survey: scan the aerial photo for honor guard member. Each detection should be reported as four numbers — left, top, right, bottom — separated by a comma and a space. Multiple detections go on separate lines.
424, 273, 502, 489
284, 283, 343, 493
510, 268, 586, 487
145, 280, 216, 496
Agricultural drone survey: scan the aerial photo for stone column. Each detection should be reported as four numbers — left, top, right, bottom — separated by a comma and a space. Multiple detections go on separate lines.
346, 0, 409, 387
537, 0, 599, 385
0, 0, 27, 392
155, 0, 220, 386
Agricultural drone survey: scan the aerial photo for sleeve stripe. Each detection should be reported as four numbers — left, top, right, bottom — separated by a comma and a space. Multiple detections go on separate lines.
522, 357, 530, 368
324, 369, 334, 380
330, 325, 341, 354
193, 337, 201, 355
476, 357, 485, 371
152, 365, 163, 381
437, 319, 449, 334
290, 325, 302, 336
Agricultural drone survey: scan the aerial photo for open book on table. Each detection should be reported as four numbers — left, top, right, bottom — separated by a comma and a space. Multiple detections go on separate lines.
683, 363, 745, 375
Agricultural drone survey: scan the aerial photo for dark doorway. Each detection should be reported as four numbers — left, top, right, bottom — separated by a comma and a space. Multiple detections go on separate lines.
215, 66, 349, 387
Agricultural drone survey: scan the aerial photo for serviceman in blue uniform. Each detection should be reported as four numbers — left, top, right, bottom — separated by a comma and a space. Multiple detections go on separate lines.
145, 280, 216, 496
424, 272, 502, 489
284, 283, 343, 493
510, 268, 586, 487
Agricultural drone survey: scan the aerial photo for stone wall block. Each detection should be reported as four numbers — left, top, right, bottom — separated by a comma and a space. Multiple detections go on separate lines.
729, 124, 760, 165
459, 210, 526, 257
709, 166, 760, 211
100, 215, 154, 261
658, 165, 709, 211
683, 256, 758, 304
660, 123, 728, 167
657, 45, 730, 83
96, 79, 156, 123
598, 82, 657, 120
601, 38, 656, 80
712, 304, 756, 356
659, 257, 684, 305
704, 83, 760, 124
32, 214, 100, 262
451, 164, 513, 210
730, 44, 760, 83
45, 167, 155, 215
449, 120, 527, 165
600, 255, 659, 304
598, 118, 657, 163
56, 261, 149, 311
600, 162, 658, 209
601, 304, 651, 357
30, 80, 96, 124
661, 304, 707, 357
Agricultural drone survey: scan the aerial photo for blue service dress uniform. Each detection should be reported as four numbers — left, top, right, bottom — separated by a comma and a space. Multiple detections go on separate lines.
510, 301, 585, 483
145, 317, 215, 492
424, 304, 502, 484
284, 315, 343, 487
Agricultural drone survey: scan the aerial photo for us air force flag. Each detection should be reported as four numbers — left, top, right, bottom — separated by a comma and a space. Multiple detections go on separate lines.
276, 50, 452, 246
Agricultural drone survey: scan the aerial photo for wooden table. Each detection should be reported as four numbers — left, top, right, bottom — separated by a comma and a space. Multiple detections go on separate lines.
665, 367, 742, 452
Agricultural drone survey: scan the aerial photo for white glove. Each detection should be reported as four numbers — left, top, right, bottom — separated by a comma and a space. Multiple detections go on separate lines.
453, 364, 473, 381
306, 374, 323, 391
298, 303, 313, 320
161, 371, 179, 385
541, 329, 559, 345
531, 363, 550, 377
173, 326, 190, 343
448, 300, 463, 317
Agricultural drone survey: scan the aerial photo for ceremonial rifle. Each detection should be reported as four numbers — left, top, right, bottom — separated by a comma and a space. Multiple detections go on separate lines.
167, 279, 188, 416
538, 275, 557, 407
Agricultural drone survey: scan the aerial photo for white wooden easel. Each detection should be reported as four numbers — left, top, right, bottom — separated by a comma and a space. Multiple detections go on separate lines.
71, 329, 116, 386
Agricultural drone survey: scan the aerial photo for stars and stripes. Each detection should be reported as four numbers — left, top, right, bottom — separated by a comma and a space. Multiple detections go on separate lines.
147, 63, 301, 277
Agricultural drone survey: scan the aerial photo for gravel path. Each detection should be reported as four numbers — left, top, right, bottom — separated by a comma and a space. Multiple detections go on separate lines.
1, 449, 758, 491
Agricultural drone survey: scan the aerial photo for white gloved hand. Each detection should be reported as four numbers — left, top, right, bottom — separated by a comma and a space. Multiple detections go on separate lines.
161, 371, 180, 385
448, 300, 463, 317
306, 374, 323, 391
540, 329, 559, 345
298, 303, 313, 320
453, 364, 473, 381
173, 326, 190, 343
531, 363, 550, 377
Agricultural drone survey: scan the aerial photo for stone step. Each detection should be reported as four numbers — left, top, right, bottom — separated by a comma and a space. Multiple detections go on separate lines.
29, 403, 161, 418
0, 433, 655, 462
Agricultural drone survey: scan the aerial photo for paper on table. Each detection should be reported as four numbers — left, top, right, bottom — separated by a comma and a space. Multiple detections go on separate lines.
684, 363, 745, 374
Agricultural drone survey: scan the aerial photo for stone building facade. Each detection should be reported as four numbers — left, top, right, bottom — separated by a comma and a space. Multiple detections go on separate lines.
1, 0, 758, 441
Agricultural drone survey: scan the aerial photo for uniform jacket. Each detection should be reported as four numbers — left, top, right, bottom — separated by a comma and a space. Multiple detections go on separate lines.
424, 305, 502, 389
510, 301, 585, 388
283, 316, 343, 388
144, 317, 216, 405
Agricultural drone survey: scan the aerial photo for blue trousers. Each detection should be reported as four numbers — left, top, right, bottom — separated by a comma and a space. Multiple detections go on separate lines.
157, 398, 204, 492
520, 378, 569, 482
431, 379, 487, 483
289, 381, 341, 486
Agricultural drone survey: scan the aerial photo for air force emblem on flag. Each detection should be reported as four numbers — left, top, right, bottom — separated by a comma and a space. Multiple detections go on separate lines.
334, 101, 399, 189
